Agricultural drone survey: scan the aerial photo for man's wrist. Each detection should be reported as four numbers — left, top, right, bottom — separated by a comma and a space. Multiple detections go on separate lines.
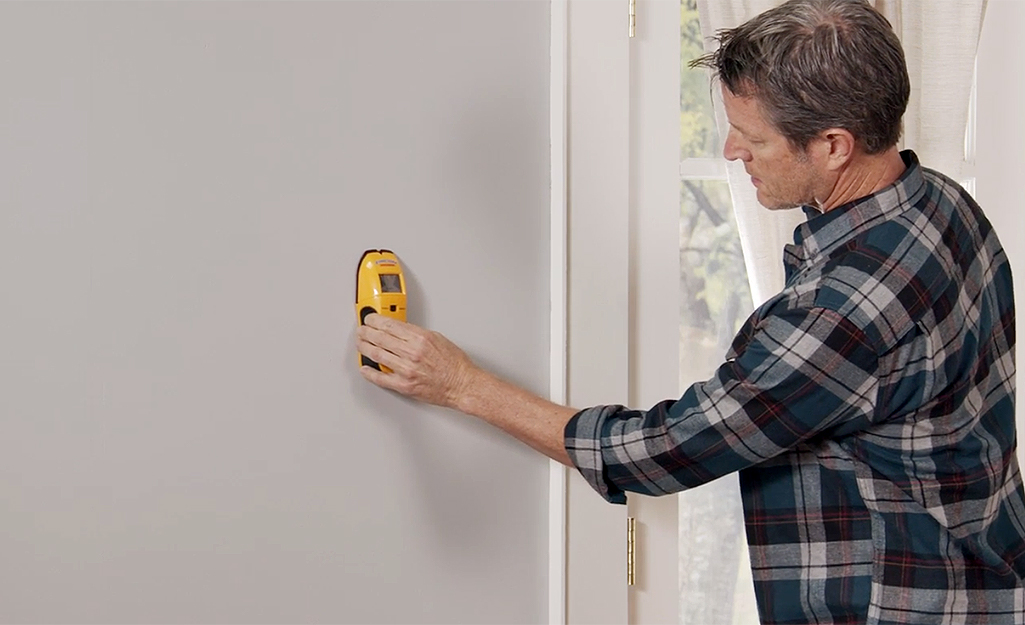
450, 365, 490, 417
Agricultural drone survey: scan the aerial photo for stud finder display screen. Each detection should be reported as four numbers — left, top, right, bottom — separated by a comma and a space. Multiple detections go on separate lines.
379, 274, 402, 293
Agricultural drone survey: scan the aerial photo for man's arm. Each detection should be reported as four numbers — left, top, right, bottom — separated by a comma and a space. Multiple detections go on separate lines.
565, 305, 881, 502
356, 313, 576, 466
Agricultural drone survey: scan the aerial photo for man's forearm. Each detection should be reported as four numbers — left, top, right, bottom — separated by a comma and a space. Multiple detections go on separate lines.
454, 369, 578, 467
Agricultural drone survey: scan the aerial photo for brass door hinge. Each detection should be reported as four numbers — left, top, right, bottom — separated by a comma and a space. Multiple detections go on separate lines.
628, 0, 637, 38
627, 516, 636, 586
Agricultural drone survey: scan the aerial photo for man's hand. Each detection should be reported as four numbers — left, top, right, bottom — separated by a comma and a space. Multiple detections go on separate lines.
356, 313, 477, 410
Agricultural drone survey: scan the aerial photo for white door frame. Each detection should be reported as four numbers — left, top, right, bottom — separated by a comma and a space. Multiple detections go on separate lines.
976, 0, 1025, 471
552, 1, 681, 623
548, 0, 568, 623
551, 0, 632, 623
624, 0, 682, 623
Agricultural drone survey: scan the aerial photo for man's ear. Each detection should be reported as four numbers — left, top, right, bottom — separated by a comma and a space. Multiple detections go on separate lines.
816, 128, 856, 171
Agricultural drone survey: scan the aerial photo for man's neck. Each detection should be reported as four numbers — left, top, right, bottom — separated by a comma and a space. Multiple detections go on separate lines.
818, 147, 906, 212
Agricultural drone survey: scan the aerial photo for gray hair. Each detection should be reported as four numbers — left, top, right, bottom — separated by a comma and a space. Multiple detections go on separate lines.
691, 0, 910, 154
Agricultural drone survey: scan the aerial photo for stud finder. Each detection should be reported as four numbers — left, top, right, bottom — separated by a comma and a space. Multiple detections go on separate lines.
356, 249, 407, 372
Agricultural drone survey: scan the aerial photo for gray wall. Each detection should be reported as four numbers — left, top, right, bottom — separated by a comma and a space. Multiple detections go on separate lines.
0, 2, 551, 623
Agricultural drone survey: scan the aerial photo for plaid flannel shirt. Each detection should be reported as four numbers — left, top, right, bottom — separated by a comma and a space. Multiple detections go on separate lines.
565, 152, 1023, 624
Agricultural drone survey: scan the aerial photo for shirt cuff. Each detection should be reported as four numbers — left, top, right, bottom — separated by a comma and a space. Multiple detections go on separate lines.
564, 404, 627, 505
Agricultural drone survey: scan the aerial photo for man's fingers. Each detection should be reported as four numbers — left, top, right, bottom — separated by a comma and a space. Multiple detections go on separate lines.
360, 365, 406, 393
356, 336, 407, 373
362, 313, 420, 341
357, 324, 417, 360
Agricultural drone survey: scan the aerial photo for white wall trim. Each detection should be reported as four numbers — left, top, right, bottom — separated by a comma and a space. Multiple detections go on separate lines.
549, 0, 568, 622
564, 0, 631, 620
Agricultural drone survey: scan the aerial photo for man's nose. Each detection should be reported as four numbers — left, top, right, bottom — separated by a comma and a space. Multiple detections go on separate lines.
723, 133, 743, 162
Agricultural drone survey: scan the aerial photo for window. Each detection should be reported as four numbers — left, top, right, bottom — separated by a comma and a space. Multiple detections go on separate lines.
676, 2, 758, 623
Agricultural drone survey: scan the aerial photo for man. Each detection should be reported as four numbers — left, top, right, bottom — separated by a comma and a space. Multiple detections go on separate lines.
356, 0, 1023, 622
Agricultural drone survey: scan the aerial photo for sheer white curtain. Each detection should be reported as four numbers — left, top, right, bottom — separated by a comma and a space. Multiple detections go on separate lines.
696, 0, 987, 307
873, 0, 987, 178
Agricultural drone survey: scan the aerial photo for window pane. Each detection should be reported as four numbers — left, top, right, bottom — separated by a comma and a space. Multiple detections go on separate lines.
679, 180, 751, 359
677, 180, 758, 625
680, 0, 720, 160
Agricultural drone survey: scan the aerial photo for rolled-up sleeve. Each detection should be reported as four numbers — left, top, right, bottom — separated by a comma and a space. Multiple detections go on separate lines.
564, 306, 880, 503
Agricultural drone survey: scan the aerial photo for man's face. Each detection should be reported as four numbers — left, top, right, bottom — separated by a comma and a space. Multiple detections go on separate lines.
720, 85, 823, 211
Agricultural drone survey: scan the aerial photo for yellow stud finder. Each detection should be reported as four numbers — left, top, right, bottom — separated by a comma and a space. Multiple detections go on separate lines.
356, 249, 407, 372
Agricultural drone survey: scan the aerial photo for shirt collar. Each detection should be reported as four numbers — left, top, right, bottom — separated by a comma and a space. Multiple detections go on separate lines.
784, 150, 927, 274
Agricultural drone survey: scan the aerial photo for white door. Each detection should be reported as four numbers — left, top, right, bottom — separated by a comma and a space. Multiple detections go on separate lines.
563, 0, 630, 622
0, 3, 551, 622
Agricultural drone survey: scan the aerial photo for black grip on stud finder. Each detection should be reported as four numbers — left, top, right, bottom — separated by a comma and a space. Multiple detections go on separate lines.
359, 306, 381, 370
